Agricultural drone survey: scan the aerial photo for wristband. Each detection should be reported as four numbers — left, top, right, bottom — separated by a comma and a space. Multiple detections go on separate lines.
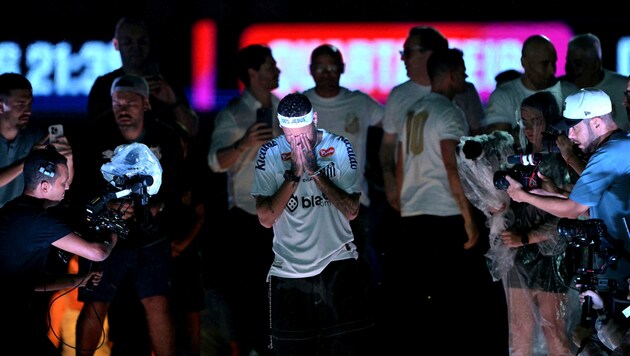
283, 170, 300, 183
521, 233, 529, 245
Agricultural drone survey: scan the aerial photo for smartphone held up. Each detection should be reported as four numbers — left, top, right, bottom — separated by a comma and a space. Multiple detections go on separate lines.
48, 124, 64, 143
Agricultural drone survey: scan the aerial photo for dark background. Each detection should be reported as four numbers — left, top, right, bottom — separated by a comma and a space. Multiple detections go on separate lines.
3, 1, 630, 164
3, 1, 630, 118
3, 4, 628, 350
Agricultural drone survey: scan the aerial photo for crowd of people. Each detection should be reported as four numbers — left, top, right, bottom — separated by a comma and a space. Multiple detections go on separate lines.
3, 15, 630, 356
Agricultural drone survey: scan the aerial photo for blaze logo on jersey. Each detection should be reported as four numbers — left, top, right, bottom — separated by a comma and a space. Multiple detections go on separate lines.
285, 193, 332, 212
286, 194, 299, 212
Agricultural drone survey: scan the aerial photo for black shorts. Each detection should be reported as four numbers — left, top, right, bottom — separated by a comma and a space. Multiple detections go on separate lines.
78, 239, 172, 302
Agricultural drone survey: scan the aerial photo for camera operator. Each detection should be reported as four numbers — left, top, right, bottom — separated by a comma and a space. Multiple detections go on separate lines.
505, 88, 630, 285
498, 91, 575, 355
572, 276, 630, 355
73, 74, 183, 355
0, 146, 117, 355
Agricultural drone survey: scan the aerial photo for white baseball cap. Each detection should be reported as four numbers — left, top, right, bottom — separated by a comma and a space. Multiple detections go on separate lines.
555, 88, 612, 130
111, 75, 150, 98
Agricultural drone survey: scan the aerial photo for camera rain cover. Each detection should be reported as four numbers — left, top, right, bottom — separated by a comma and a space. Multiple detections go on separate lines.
100, 142, 162, 196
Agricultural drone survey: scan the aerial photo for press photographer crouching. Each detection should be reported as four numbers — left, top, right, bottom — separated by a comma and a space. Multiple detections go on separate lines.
504, 88, 630, 353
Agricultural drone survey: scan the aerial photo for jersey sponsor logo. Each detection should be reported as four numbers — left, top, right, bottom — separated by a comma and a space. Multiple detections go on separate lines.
255, 140, 277, 171
337, 136, 358, 170
319, 147, 334, 157
285, 193, 333, 212
286, 194, 299, 212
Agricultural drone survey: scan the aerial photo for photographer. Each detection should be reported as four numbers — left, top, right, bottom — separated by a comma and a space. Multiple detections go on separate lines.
573, 276, 630, 355
499, 91, 574, 355
0, 146, 117, 355
505, 88, 630, 285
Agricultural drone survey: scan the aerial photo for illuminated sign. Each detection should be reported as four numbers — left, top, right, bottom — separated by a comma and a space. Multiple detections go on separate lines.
235, 22, 573, 104
617, 37, 630, 76
191, 20, 217, 111
1, 20, 579, 114
0, 40, 121, 111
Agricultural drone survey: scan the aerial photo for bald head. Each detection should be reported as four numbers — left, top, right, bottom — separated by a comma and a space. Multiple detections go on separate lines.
521, 35, 558, 90
522, 35, 555, 57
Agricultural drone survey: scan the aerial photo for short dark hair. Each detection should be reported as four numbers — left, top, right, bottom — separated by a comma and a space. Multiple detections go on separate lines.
408, 26, 449, 52
427, 48, 464, 81
521, 91, 561, 128
23, 146, 67, 191
310, 44, 344, 66
0, 73, 32, 98
236, 44, 273, 86
495, 69, 522, 86
278, 93, 312, 118
114, 16, 148, 39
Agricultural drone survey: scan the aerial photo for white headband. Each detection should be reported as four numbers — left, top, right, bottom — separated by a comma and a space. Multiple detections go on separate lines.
278, 108, 314, 128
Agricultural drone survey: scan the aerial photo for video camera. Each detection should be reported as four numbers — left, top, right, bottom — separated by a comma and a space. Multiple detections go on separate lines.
84, 143, 162, 239
558, 218, 609, 248
557, 218, 621, 325
558, 217, 619, 279
493, 153, 543, 191
85, 175, 155, 239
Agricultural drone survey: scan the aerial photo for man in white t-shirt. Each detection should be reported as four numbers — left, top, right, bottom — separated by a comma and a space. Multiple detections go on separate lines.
303, 43, 384, 293
563, 32, 629, 131
252, 93, 374, 355
391, 47, 487, 354
379, 25, 484, 211
483, 34, 578, 148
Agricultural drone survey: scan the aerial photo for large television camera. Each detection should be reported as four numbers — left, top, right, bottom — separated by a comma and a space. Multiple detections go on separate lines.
557, 217, 619, 270
84, 143, 162, 239
493, 153, 543, 191
85, 175, 156, 239
557, 218, 620, 325
558, 217, 609, 249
